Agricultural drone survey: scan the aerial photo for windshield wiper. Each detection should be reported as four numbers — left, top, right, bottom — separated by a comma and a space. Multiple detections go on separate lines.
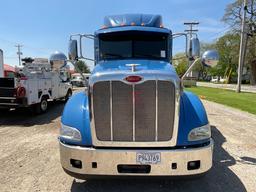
103, 53, 126, 59
133, 54, 163, 59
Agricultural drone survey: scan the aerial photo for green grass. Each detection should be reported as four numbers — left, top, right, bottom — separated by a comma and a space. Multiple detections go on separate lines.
185, 86, 256, 115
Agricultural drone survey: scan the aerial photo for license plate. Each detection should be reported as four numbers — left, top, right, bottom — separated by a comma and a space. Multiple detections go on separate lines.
136, 152, 161, 164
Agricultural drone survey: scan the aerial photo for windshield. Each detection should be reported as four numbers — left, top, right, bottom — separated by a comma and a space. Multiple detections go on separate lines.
99, 31, 168, 61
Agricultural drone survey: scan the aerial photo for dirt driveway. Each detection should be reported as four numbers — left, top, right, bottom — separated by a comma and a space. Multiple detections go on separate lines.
0, 97, 255, 192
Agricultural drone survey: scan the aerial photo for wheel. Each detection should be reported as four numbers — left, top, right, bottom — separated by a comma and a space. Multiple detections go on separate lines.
65, 89, 72, 101
35, 97, 48, 114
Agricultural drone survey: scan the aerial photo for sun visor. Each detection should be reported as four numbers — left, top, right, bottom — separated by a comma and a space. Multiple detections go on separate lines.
104, 14, 163, 28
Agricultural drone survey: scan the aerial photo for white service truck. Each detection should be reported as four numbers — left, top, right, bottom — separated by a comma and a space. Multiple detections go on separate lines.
0, 51, 72, 113
71, 73, 90, 87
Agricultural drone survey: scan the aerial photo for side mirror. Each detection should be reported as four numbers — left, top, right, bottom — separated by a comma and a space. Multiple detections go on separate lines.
181, 49, 219, 80
202, 50, 219, 67
68, 40, 78, 61
49, 51, 67, 69
191, 37, 200, 59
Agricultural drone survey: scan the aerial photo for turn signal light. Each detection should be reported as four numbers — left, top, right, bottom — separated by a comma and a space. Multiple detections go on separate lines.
125, 75, 142, 83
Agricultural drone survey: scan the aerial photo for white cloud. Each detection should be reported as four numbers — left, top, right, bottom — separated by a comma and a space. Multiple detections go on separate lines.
197, 18, 230, 40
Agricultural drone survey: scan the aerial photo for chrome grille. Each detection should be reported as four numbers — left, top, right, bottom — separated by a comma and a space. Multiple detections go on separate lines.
112, 81, 133, 141
158, 81, 175, 141
93, 80, 175, 142
135, 81, 156, 141
93, 81, 111, 141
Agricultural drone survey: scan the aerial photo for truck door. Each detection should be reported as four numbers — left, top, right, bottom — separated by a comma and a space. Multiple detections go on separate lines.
57, 76, 66, 98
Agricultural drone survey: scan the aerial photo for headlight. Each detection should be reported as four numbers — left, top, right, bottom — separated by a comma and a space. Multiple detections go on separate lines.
188, 124, 211, 141
60, 124, 82, 141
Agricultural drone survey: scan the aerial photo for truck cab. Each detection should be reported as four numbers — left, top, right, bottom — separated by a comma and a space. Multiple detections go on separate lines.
60, 14, 216, 178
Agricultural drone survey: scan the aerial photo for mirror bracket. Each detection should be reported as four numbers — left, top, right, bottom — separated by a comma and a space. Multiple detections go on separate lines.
69, 34, 95, 62
172, 33, 189, 58
181, 58, 201, 80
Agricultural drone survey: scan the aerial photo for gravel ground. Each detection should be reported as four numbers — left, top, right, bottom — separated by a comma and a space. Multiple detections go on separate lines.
0, 98, 255, 192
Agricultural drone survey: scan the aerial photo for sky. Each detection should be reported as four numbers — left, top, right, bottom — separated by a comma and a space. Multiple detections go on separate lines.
0, 0, 234, 69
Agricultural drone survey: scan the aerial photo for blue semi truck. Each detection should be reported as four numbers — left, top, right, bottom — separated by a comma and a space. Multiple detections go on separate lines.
58, 14, 218, 178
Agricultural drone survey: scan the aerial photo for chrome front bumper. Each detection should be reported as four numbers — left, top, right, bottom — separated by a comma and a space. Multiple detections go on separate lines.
60, 139, 213, 178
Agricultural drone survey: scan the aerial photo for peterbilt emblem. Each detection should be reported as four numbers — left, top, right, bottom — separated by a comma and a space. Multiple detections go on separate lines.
126, 64, 140, 72
124, 75, 143, 83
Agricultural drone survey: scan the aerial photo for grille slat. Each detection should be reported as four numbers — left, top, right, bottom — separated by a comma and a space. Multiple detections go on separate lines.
158, 81, 175, 141
93, 81, 111, 141
135, 81, 156, 141
112, 81, 133, 141
93, 80, 175, 143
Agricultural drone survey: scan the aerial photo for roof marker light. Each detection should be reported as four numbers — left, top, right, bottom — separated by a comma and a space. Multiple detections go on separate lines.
101, 25, 107, 29
141, 23, 145, 26
125, 75, 142, 83
131, 22, 136, 26
120, 23, 126, 26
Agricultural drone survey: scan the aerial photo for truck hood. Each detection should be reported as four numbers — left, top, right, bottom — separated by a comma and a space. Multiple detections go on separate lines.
90, 59, 180, 87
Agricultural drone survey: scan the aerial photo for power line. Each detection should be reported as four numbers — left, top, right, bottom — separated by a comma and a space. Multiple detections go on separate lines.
207, 26, 233, 40
0, 37, 53, 54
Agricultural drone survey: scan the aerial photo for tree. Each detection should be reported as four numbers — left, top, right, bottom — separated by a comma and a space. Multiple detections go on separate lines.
222, 0, 256, 84
198, 35, 240, 83
75, 60, 91, 73
222, 0, 256, 31
172, 53, 188, 77
215, 33, 240, 83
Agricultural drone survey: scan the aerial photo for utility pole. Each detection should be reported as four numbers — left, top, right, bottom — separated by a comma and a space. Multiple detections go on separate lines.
237, 0, 248, 93
0, 49, 4, 77
184, 22, 199, 80
15, 44, 23, 66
